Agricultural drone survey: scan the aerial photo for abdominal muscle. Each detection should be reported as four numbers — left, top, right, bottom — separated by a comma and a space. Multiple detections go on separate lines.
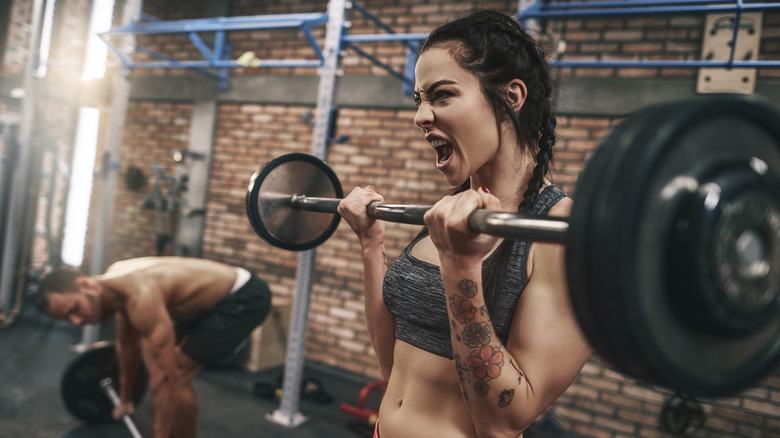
378, 340, 477, 438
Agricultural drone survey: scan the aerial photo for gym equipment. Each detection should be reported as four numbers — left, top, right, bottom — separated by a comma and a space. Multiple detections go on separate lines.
246, 94, 780, 397
60, 342, 148, 435
339, 380, 386, 428
253, 371, 334, 404
660, 394, 706, 435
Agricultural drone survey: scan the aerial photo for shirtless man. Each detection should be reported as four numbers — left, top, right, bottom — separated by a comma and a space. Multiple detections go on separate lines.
38, 256, 272, 438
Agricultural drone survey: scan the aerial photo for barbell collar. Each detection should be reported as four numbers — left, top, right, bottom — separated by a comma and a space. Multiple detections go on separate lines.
290, 195, 569, 243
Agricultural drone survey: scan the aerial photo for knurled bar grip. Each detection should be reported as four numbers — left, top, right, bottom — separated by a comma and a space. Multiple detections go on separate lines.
289, 195, 570, 243
99, 378, 143, 438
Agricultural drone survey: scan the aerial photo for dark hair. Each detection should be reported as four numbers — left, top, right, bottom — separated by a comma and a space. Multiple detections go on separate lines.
418, 10, 557, 313
37, 267, 84, 311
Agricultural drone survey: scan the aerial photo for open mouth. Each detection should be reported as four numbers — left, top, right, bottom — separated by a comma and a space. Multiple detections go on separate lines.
431, 138, 453, 166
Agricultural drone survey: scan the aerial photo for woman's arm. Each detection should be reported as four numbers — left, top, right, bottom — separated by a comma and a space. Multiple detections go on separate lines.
427, 189, 591, 437
360, 236, 396, 379
338, 186, 396, 379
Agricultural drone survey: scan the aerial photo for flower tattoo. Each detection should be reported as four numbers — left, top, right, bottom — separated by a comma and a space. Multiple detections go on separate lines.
459, 279, 478, 298
450, 295, 476, 324
462, 321, 491, 348
467, 346, 504, 381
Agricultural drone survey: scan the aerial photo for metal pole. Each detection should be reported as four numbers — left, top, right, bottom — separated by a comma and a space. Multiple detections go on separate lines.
0, 0, 45, 327
76, 0, 144, 350
267, 0, 347, 428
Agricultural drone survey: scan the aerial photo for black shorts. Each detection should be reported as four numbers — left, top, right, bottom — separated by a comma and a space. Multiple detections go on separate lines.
177, 274, 272, 365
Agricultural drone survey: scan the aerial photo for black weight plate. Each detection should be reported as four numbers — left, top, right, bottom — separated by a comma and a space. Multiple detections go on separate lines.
246, 153, 343, 251
61, 342, 148, 423
567, 113, 646, 378
569, 94, 780, 397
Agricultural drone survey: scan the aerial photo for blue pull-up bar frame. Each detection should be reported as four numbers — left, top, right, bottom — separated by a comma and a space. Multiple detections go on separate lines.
517, 0, 780, 69
98, 3, 428, 92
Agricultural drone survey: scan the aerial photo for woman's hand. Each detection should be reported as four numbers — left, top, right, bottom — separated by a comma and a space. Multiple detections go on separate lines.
424, 186, 502, 266
338, 185, 386, 246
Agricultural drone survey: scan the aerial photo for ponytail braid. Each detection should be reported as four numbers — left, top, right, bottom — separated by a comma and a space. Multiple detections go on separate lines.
519, 103, 557, 213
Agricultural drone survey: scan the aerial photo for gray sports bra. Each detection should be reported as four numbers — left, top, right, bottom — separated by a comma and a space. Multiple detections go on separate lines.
382, 185, 567, 359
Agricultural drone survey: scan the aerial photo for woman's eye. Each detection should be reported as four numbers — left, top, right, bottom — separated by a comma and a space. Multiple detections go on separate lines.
434, 91, 452, 101
412, 95, 421, 106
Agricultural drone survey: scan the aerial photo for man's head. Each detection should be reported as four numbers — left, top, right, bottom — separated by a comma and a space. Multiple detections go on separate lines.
38, 267, 105, 325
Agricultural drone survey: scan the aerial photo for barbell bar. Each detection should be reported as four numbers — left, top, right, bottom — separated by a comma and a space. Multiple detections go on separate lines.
246, 95, 780, 397
288, 193, 570, 243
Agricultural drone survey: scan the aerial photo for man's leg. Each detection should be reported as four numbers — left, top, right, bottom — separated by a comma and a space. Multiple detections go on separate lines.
172, 344, 203, 438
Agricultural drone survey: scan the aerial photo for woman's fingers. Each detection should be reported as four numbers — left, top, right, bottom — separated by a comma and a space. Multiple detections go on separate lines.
424, 188, 503, 260
338, 186, 386, 242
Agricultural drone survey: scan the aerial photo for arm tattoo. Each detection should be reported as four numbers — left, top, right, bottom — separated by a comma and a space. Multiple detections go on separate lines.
449, 295, 476, 324
510, 359, 525, 384
498, 389, 515, 407
459, 279, 478, 297
454, 354, 469, 384
461, 321, 491, 348
474, 381, 490, 397
467, 346, 505, 382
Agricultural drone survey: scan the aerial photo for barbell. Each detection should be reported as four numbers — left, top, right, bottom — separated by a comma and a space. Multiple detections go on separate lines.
60, 342, 148, 436
245, 94, 780, 397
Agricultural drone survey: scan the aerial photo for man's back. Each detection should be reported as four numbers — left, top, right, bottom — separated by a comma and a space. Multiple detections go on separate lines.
102, 257, 237, 323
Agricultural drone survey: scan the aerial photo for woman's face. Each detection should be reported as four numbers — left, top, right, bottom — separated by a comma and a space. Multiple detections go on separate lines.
413, 46, 503, 187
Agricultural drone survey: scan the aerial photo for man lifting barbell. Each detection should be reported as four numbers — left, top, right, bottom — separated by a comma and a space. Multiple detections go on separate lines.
38, 256, 272, 438
245, 9, 780, 438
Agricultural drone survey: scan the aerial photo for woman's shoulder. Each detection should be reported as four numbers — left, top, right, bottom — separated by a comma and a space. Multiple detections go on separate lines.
533, 184, 571, 218
548, 193, 572, 218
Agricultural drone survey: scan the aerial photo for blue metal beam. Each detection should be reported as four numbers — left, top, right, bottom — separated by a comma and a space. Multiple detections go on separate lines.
551, 59, 780, 68
99, 13, 331, 91
518, 0, 780, 70
518, 1, 780, 19
98, 8, 429, 92
104, 13, 329, 35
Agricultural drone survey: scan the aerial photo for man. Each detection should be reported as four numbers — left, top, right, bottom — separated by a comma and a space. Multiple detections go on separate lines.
38, 256, 272, 438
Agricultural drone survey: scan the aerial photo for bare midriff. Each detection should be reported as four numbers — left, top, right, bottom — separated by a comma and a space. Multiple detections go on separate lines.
377, 340, 478, 438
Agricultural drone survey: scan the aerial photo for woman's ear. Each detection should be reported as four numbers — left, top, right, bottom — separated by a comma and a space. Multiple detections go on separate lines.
505, 79, 528, 112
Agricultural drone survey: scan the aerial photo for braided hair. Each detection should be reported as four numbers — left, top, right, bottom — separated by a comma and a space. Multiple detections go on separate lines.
418, 10, 557, 313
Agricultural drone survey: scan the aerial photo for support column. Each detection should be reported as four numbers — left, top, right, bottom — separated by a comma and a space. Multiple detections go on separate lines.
0, 0, 45, 328
267, 0, 347, 428
77, 0, 144, 349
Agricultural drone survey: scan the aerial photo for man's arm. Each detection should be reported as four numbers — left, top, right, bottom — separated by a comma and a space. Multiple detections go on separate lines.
125, 292, 179, 438
114, 311, 142, 417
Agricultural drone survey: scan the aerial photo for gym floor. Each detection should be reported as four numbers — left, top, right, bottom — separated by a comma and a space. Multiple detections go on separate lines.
0, 295, 582, 438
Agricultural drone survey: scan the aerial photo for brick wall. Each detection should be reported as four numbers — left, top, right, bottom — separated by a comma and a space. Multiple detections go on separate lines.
95, 101, 194, 265
1, 0, 32, 77
4, 0, 780, 436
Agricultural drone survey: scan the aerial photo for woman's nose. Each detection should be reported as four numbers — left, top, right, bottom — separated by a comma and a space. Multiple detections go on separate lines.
414, 104, 433, 129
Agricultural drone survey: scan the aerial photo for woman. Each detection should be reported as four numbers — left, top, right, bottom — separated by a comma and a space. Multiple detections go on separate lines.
338, 10, 591, 438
